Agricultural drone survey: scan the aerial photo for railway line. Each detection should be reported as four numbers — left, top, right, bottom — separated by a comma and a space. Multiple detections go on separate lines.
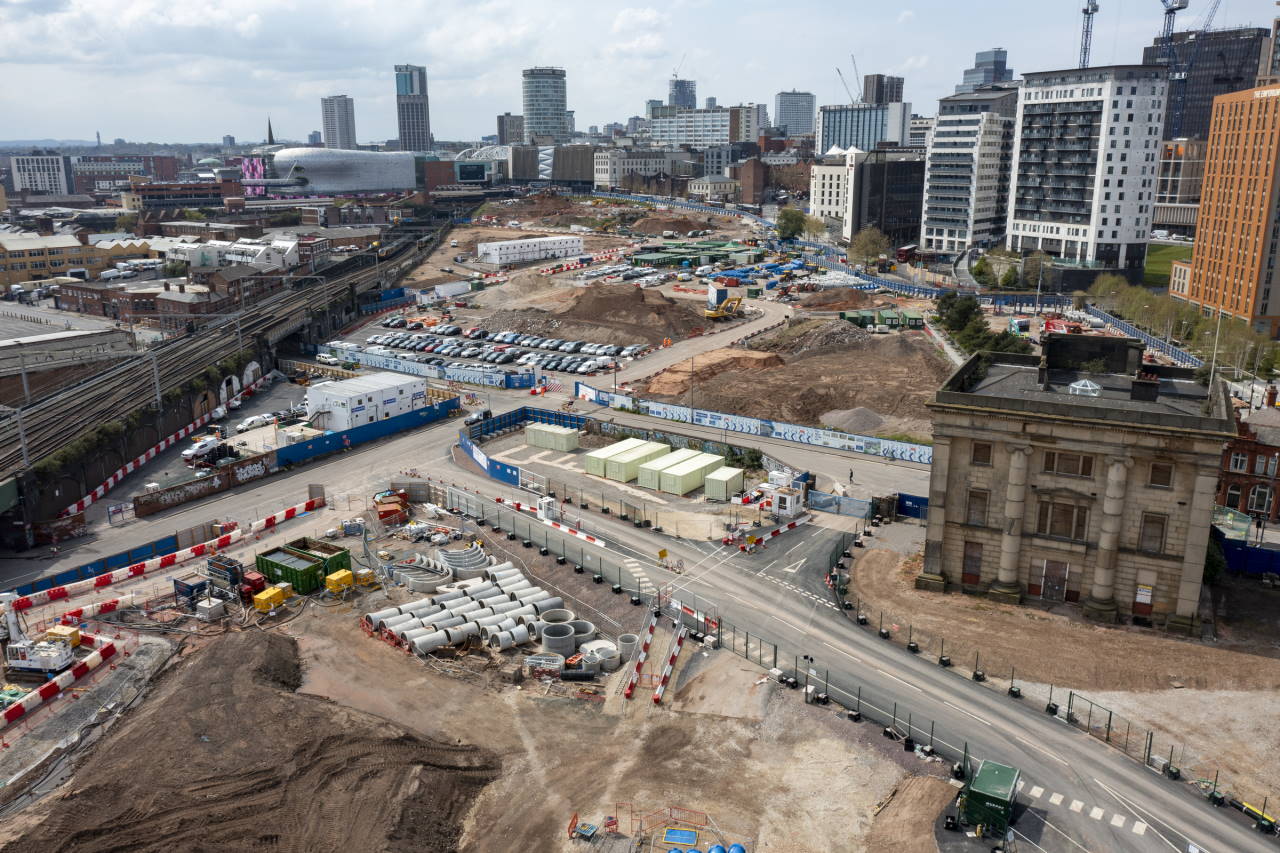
0, 241, 424, 483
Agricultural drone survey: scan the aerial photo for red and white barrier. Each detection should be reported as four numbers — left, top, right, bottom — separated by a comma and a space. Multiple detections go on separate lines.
1, 635, 118, 728
62, 374, 271, 516
623, 613, 657, 700
59, 594, 135, 625
542, 519, 605, 548
739, 516, 810, 553
12, 497, 324, 614
652, 626, 687, 705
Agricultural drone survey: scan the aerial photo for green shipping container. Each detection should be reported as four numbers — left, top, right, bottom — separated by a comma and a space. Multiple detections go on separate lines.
604, 441, 670, 482
636, 448, 702, 490
659, 452, 726, 496
876, 309, 900, 327
746, 287, 762, 298
961, 760, 1020, 837
255, 548, 325, 595
703, 466, 744, 501
525, 423, 579, 451
285, 537, 352, 574
584, 437, 648, 477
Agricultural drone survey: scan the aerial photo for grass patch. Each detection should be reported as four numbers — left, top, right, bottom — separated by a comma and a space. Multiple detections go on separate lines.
1144, 243, 1194, 288
875, 431, 933, 446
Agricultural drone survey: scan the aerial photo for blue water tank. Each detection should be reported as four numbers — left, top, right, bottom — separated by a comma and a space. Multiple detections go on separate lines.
728, 845, 747, 853
709, 846, 727, 853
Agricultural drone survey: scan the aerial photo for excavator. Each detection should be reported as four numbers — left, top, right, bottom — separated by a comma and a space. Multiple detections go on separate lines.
704, 295, 744, 321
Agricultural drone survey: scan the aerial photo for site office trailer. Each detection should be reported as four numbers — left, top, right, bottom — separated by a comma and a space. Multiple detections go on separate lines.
584, 437, 649, 477
305, 371, 429, 431
659, 452, 727, 496
604, 441, 671, 482
476, 236, 584, 265
637, 448, 703, 490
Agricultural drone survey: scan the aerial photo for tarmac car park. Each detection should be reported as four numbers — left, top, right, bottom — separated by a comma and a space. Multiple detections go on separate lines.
357, 327, 650, 377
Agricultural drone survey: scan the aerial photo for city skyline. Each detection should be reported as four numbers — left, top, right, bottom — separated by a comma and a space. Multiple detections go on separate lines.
1, 0, 1251, 144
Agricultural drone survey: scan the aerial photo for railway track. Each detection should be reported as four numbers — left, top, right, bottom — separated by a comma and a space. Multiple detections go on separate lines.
0, 250, 412, 482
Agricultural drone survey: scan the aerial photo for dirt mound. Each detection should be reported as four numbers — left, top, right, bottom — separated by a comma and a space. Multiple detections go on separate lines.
646, 348, 784, 396
800, 289, 872, 312
753, 318, 872, 354
821, 407, 885, 434
4, 632, 497, 853
486, 284, 706, 345
633, 215, 704, 236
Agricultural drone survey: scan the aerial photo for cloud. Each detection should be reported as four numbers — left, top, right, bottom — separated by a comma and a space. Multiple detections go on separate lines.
611, 6, 667, 33
897, 10, 915, 24
895, 54, 930, 73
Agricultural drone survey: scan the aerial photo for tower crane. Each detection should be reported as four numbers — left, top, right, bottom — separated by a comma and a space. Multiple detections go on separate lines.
850, 53, 864, 100
672, 52, 686, 80
836, 68, 858, 107
1080, 2, 1100, 68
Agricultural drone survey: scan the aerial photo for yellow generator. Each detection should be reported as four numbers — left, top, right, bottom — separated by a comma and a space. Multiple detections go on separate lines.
253, 587, 285, 613
325, 570, 354, 593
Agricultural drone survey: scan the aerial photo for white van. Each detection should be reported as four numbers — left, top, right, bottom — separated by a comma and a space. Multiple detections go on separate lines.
316, 353, 340, 366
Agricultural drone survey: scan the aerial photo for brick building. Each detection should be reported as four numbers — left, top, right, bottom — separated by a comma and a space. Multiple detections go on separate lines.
1217, 390, 1280, 523
919, 334, 1233, 632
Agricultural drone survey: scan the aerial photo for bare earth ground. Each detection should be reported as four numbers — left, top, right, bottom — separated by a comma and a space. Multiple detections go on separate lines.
0, 631, 498, 853
863, 775, 959, 853
642, 324, 949, 440
851, 545, 1280, 801
484, 283, 709, 347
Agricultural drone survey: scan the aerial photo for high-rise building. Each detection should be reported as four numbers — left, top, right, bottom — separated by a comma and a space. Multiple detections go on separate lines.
815, 102, 911, 153
1005, 65, 1166, 277
1259, 11, 1280, 85
863, 74, 904, 105
1174, 83, 1280, 336
774, 90, 816, 136
10, 154, 74, 195
669, 78, 697, 110
1143, 27, 1269, 140
308, 130, 322, 146
908, 116, 935, 148
921, 86, 1018, 255
321, 95, 358, 150
222, 135, 236, 148
496, 113, 525, 145
394, 64, 432, 152
955, 48, 1014, 94
522, 67, 569, 143
566, 110, 575, 135
645, 99, 665, 119
649, 108, 732, 148
1152, 138, 1205, 238
841, 148, 927, 246
704, 97, 717, 110
730, 104, 769, 143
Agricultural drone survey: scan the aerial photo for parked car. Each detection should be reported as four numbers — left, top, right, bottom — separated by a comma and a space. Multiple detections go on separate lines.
182, 437, 220, 461
235, 414, 274, 433
316, 353, 340, 366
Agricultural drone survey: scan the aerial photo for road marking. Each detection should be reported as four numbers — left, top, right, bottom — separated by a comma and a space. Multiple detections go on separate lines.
1109, 814, 1125, 828
1070, 800, 1084, 813
1015, 809, 1096, 853
1029, 785, 1044, 799
1015, 735, 1070, 766
876, 668, 924, 693
1049, 793, 1063, 806
1131, 822, 1147, 836
943, 699, 992, 726
757, 560, 778, 577
1089, 807, 1104, 820
1092, 778, 1187, 853
781, 559, 805, 573
821, 641, 863, 664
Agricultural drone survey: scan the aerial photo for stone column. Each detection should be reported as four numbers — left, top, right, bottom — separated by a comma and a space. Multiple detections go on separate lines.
916, 437, 951, 592
1168, 464, 1219, 635
1083, 456, 1131, 623
989, 445, 1030, 604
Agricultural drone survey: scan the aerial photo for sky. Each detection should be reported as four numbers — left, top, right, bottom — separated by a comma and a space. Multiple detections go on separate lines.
0, 0, 1274, 144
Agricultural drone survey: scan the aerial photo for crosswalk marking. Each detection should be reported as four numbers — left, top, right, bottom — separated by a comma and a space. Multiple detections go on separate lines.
1089, 807, 1104, 820
1131, 822, 1147, 836
1109, 814, 1125, 828
1016, 780, 1025, 792
1029, 786, 1044, 799
1049, 793, 1063, 806
1070, 800, 1084, 813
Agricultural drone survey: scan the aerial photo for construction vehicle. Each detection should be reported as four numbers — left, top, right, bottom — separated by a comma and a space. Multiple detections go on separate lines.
704, 295, 744, 321
0, 592, 75, 675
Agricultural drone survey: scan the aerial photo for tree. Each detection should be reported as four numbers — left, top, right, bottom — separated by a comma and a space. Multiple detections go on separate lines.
775, 207, 806, 240
803, 215, 827, 240
1071, 290, 1088, 311
999, 267, 1018, 289
115, 213, 138, 232
939, 295, 984, 333
1021, 251, 1052, 287
181, 208, 208, 222
850, 226, 891, 268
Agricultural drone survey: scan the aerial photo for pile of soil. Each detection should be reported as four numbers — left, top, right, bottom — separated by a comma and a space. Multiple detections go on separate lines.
799, 289, 872, 312
486, 284, 706, 345
753, 318, 872, 354
821, 407, 886, 434
632, 215, 704, 236
646, 348, 784, 396
3, 632, 497, 853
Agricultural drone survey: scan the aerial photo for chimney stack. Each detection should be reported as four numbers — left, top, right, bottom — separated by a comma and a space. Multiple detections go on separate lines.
1267, 385, 1278, 409
164, 280, 170, 291
178, 282, 186, 293
1037, 355, 1049, 389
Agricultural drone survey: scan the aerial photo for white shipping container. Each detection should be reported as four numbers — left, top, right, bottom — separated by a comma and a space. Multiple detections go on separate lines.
477, 236, 583, 265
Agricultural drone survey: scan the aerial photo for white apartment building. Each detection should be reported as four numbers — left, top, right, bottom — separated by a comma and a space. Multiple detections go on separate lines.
11, 155, 74, 195
321, 95, 358, 150
816, 103, 911, 153
593, 149, 687, 189
730, 103, 770, 143
167, 237, 300, 271
477, 235, 583, 265
650, 108, 732, 148
775, 90, 816, 135
808, 153, 850, 223
1005, 65, 1166, 274
921, 87, 1018, 255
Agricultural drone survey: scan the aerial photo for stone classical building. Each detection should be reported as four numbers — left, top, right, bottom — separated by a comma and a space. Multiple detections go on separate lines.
919, 334, 1232, 632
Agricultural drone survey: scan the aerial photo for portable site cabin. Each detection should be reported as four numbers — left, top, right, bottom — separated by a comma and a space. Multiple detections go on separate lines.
703, 466, 745, 501
876, 308, 901, 328
659, 452, 726, 496
604, 442, 670, 482
960, 760, 1019, 837
525, 423, 580, 452
637, 448, 702, 490
584, 437, 648, 477
843, 309, 878, 328
899, 309, 924, 329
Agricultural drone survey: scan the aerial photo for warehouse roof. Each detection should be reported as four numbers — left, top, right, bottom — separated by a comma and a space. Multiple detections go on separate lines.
310, 371, 422, 396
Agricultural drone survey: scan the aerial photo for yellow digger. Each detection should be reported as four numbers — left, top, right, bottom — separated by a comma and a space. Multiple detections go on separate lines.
704, 295, 744, 321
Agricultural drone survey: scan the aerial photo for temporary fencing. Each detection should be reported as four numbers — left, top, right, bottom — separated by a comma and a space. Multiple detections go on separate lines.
652, 627, 687, 705
1, 633, 118, 728
624, 613, 657, 700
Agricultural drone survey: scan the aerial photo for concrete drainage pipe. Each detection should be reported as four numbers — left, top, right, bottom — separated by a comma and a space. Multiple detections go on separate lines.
540, 622, 577, 656
515, 589, 552, 604
443, 623, 480, 644
366, 607, 402, 631
617, 634, 639, 661
487, 600, 523, 615
569, 620, 597, 647
425, 614, 467, 631
412, 631, 449, 655
531, 597, 566, 615
537, 608, 574, 625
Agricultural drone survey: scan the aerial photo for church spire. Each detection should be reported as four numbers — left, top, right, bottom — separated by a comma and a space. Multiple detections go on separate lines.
267, 117, 275, 145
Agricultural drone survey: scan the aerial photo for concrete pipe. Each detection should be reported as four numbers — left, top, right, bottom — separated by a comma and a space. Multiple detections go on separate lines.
366, 607, 401, 630
458, 579, 495, 595
516, 613, 540, 627
448, 600, 483, 617
468, 607, 497, 621
474, 612, 509, 628
538, 608, 574, 625
494, 617, 518, 634
515, 589, 552, 604
430, 589, 467, 605
400, 597, 437, 613
531, 597, 566, 615
488, 630, 516, 650
426, 614, 467, 631
540, 622, 577, 657
569, 620, 597, 647
485, 564, 519, 582
499, 581, 534, 598
510, 624, 533, 645
599, 647, 622, 672
412, 631, 448, 655
382, 612, 419, 632
470, 587, 507, 602
617, 634, 639, 661
392, 619, 425, 638
524, 620, 548, 638
505, 605, 537, 622
480, 619, 519, 642
402, 626, 440, 644
487, 600, 523, 615
404, 603, 446, 620
444, 623, 481, 645
497, 575, 531, 591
